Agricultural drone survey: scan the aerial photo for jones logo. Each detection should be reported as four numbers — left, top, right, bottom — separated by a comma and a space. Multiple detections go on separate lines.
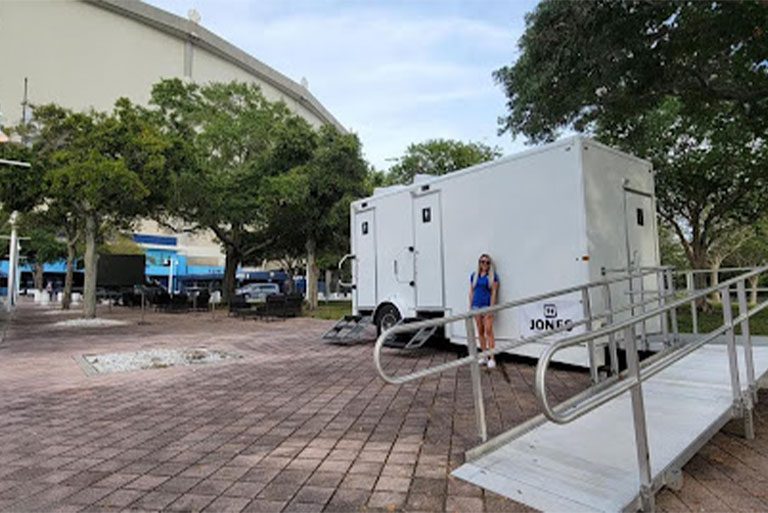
530, 303, 574, 332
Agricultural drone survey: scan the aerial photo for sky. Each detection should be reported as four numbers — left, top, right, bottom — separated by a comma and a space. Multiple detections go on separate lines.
147, 0, 538, 171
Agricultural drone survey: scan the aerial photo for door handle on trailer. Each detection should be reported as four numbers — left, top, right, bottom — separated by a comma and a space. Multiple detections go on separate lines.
338, 253, 355, 288
394, 260, 399, 278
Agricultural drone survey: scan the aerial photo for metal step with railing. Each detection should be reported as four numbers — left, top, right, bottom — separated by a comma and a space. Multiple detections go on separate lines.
373, 265, 768, 512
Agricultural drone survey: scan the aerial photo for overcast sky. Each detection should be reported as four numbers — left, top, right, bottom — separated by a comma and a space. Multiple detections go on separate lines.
147, 0, 537, 170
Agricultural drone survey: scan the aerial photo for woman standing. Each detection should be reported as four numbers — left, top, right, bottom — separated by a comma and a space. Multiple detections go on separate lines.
469, 254, 499, 368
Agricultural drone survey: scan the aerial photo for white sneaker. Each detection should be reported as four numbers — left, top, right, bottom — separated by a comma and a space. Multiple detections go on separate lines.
478, 355, 487, 365
487, 359, 496, 369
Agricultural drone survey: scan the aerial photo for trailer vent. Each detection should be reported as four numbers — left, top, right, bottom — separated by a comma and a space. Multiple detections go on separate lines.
362, 221, 369, 235
636, 208, 644, 226
361, 202, 368, 208
422, 207, 432, 223
421, 184, 430, 192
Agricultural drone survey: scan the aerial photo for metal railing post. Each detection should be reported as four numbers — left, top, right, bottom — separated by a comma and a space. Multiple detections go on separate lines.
721, 287, 742, 404
686, 271, 698, 334
656, 269, 669, 346
638, 273, 648, 348
736, 280, 756, 439
736, 280, 756, 401
624, 325, 655, 512
602, 283, 619, 376
665, 269, 679, 343
465, 318, 488, 442
582, 287, 599, 383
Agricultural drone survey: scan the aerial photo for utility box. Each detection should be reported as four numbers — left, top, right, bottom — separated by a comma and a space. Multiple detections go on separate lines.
348, 136, 660, 367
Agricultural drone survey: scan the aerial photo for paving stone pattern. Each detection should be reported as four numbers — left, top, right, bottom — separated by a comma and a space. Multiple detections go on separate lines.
1, 302, 768, 512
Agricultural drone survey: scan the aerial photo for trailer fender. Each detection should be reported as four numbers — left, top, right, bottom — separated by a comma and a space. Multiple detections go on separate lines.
373, 298, 407, 335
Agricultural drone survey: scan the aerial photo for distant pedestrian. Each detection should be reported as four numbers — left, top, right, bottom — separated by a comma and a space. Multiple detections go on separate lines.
46, 281, 54, 301
469, 254, 499, 368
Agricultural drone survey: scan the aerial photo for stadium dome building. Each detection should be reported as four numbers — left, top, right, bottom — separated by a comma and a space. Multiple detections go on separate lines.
0, 0, 342, 292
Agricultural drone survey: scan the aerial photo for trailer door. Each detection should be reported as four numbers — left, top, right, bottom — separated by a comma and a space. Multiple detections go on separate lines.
355, 209, 377, 308
623, 188, 657, 270
413, 193, 444, 308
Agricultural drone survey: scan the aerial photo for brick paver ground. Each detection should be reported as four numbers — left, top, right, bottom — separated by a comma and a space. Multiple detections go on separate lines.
1, 301, 768, 512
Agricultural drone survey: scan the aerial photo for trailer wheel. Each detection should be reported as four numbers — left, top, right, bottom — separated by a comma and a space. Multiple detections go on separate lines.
375, 304, 401, 335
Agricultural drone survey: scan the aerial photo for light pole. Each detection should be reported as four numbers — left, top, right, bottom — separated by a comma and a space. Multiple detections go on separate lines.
0, 158, 32, 312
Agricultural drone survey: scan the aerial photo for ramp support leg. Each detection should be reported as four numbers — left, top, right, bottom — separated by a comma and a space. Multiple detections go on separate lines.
743, 402, 756, 441
625, 325, 656, 512
465, 318, 487, 442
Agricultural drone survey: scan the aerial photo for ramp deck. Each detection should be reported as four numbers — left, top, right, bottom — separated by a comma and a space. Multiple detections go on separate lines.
454, 343, 768, 513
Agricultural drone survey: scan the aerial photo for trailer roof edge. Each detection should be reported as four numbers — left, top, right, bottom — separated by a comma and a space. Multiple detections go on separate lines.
357, 135, 651, 206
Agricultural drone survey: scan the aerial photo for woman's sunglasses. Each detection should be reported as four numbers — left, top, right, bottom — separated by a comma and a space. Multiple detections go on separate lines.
479, 260, 490, 264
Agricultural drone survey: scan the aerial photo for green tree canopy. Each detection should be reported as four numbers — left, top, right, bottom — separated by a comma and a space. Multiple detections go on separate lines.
495, 0, 768, 274
150, 79, 305, 302
495, 1, 768, 142
265, 125, 368, 309
387, 138, 502, 185
28, 101, 171, 317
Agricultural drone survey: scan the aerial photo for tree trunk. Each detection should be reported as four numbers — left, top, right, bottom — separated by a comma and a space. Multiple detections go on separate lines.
222, 246, 240, 304
709, 260, 722, 304
83, 213, 99, 319
689, 242, 710, 311
306, 238, 318, 310
33, 263, 44, 292
749, 275, 759, 306
62, 242, 76, 310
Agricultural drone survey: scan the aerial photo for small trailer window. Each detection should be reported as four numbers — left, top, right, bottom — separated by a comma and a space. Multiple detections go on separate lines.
636, 208, 644, 226
362, 221, 369, 235
422, 207, 431, 223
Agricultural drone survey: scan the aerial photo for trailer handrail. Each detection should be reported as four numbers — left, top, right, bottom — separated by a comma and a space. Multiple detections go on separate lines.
535, 264, 767, 423
374, 267, 668, 386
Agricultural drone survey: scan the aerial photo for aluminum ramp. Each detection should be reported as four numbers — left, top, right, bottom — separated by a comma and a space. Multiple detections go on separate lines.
453, 343, 768, 513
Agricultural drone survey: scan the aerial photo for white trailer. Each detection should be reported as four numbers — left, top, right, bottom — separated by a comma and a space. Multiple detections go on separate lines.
345, 136, 660, 367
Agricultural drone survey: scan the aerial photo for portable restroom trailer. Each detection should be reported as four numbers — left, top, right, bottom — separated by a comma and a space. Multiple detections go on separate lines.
349, 136, 660, 367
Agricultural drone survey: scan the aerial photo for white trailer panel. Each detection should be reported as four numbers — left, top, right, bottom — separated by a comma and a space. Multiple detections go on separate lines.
349, 136, 658, 368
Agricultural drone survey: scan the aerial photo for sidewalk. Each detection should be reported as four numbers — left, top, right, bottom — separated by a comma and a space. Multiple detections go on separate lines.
0, 302, 766, 512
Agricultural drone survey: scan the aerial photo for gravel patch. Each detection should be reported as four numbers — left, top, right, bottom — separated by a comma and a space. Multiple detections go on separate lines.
83, 347, 241, 374
53, 318, 128, 328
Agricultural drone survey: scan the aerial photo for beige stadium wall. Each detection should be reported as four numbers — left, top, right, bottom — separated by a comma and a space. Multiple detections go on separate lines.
0, 0, 336, 265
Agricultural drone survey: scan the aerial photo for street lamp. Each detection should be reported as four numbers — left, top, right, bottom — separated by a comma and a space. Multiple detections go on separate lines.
0, 158, 31, 312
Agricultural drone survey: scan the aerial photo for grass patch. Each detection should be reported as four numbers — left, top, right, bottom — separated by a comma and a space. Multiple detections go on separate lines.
305, 301, 352, 320
675, 303, 768, 336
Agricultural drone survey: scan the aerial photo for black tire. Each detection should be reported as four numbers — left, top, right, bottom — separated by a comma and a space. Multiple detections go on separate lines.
375, 303, 401, 335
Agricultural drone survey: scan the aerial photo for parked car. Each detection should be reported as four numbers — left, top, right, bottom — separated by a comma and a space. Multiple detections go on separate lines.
235, 282, 280, 301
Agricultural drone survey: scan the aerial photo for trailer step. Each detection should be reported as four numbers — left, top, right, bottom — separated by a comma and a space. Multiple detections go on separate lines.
383, 318, 438, 350
322, 315, 373, 344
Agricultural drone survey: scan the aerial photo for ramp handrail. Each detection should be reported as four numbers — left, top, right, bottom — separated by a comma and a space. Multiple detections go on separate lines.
374, 267, 670, 387
535, 264, 767, 424
534, 265, 766, 511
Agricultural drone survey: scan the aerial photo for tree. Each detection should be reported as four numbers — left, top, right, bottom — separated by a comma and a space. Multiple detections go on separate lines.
18, 214, 66, 291
494, 1, 768, 143
150, 79, 302, 302
599, 97, 768, 273
266, 125, 368, 309
495, 1, 768, 277
387, 139, 501, 185
31, 101, 170, 318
